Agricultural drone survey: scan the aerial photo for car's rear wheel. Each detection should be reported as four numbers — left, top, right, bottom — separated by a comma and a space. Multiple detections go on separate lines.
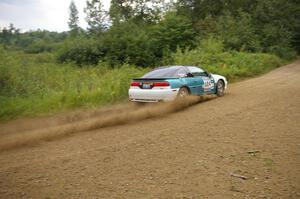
177, 87, 190, 99
216, 80, 225, 97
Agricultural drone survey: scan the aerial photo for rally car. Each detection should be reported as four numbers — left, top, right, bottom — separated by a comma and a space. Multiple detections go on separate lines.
128, 65, 227, 102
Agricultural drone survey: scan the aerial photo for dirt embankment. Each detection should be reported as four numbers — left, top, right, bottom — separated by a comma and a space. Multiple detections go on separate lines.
0, 60, 299, 199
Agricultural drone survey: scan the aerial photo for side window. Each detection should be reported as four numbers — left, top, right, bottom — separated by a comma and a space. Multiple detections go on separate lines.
188, 67, 207, 77
176, 68, 188, 77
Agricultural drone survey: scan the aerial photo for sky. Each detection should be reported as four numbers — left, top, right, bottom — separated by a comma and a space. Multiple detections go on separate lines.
0, 0, 111, 32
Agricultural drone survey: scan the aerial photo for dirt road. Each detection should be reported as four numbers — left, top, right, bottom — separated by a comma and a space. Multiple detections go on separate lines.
0, 61, 299, 199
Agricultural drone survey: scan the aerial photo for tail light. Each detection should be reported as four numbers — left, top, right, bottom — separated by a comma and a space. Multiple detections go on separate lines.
153, 82, 170, 87
130, 82, 140, 86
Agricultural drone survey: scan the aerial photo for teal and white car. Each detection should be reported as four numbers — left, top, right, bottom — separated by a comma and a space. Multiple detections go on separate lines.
129, 66, 227, 102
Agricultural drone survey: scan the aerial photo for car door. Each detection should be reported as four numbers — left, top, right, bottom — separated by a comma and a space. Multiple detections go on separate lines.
201, 75, 215, 94
176, 67, 203, 95
183, 75, 203, 95
187, 66, 215, 94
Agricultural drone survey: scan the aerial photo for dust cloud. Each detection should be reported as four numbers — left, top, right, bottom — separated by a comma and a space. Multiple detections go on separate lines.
0, 96, 213, 152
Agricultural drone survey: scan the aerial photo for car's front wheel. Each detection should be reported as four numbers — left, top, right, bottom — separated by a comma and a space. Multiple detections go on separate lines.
177, 87, 190, 99
216, 80, 225, 97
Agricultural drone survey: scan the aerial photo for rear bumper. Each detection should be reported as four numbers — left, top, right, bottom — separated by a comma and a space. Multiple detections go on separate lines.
129, 88, 179, 102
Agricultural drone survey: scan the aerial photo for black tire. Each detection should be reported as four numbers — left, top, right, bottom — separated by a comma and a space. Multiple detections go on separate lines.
216, 80, 225, 97
177, 87, 190, 99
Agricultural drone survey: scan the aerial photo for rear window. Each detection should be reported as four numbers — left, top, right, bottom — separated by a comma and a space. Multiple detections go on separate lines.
143, 66, 187, 78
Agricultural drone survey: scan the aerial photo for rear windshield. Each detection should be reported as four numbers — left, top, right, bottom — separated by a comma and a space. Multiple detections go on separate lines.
142, 67, 187, 78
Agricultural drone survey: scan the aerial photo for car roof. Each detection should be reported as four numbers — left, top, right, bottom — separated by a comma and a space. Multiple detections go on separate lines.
154, 65, 202, 70
154, 65, 183, 69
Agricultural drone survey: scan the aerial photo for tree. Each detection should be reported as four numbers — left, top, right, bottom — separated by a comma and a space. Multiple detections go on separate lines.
176, 0, 257, 23
130, 0, 163, 22
109, 0, 133, 25
149, 12, 195, 53
84, 0, 107, 33
100, 21, 157, 66
0, 23, 20, 47
0, 28, 11, 46
109, 0, 168, 25
195, 12, 261, 52
176, 0, 225, 22
68, 0, 80, 36
251, 0, 299, 57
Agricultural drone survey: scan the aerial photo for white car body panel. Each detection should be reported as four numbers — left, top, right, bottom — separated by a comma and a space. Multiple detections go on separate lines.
129, 86, 179, 102
211, 74, 228, 89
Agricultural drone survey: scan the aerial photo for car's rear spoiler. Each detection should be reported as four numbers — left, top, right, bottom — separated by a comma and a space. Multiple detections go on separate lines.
132, 78, 178, 81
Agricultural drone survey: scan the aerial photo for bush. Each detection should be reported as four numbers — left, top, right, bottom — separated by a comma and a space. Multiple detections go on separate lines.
101, 21, 157, 67
24, 40, 56, 54
55, 15, 196, 67
56, 37, 102, 65
169, 37, 283, 81
149, 12, 196, 53
195, 12, 261, 52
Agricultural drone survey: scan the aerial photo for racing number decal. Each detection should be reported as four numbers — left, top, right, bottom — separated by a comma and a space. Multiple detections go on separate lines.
202, 77, 214, 92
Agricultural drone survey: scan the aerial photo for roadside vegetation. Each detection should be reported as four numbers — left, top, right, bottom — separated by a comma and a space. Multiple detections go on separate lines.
0, 48, 147, 119
0, 0, 299, 120
171, 38, 284, 82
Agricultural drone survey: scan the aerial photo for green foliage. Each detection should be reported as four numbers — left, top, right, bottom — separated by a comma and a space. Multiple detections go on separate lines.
68, 0, 80, 36
84, 0, 107, 33
149, 12, 195, 52
109, 0, 166, 24
24, 40, 58, 53
0, 27, 67, 52
101, 21, 156, 66
0, 24, 20, 47
109, 0, 133, 25
177, 0, 299, 57
210, 12, 261, 52
0, 50, 147, 119
176, 0, 226, 21
102, 13, 195, 66
0, 36, 287, 120
1, 0, 299, 65
56, 37, 102, 65
169, 37, 283, 81
56, 14, 195, 67
251, 0, 299, 58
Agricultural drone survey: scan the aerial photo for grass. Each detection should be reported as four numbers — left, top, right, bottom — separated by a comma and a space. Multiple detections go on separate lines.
0, 40, 287, 120
0, 50, 148, 120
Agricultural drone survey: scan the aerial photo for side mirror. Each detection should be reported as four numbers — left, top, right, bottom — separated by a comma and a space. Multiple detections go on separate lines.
186, 72, 194, 77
